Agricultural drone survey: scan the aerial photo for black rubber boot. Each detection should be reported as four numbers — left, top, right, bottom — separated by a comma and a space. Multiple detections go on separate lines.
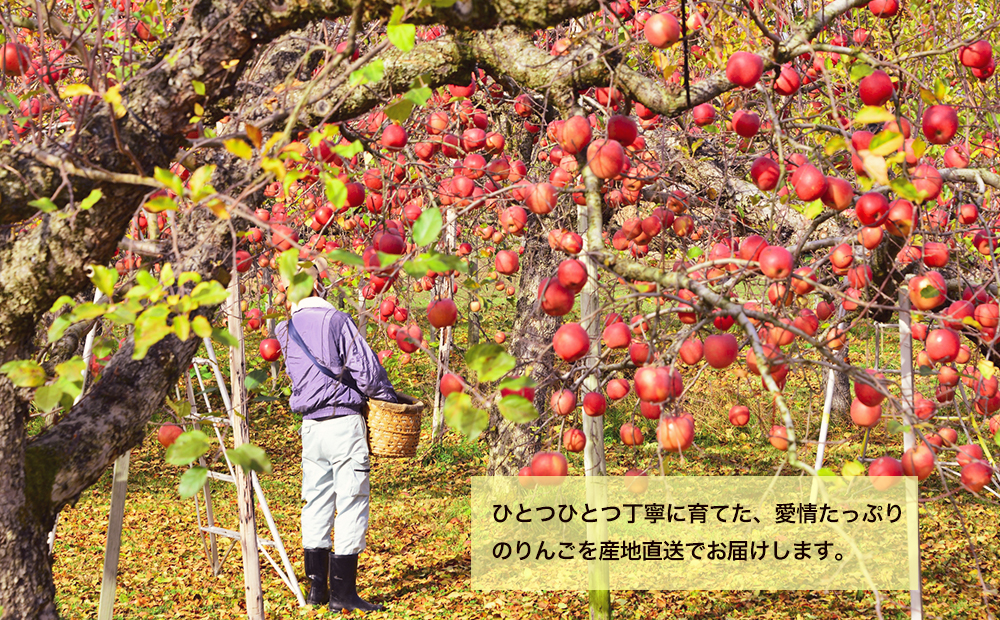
304, 548, 330, 605
329, 554, 385, 612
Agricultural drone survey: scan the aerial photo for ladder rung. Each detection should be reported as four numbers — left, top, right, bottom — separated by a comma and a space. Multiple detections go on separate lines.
206, 471, 236, 483
200, 526, 276, 547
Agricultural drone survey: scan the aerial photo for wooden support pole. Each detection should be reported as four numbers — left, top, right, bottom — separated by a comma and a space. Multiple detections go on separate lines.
227, 272, 266, 620
898, 288, 924, 620
96, 451, 131, 620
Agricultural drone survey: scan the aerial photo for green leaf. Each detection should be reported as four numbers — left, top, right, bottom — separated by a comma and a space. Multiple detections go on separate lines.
189, 164, 216, 200
868, 130, 903, 156
994, 428, 1000, 449
92, 336, 116, 358
323, 175, 348, 208
498, 395, 538, 423
350, 59, 385, 86
165, 430, 212, 466
133, 310, 174, 360
245, 369, 269, 392
211, 327, 239, 348
160, 263, 175, 287
33, 384, 65, 412
412, 207, 443, 246
387, 23, 416, 52
189, 281, 229, 306
79, 188, 102, 210
849, 64, 874, 82
889, 178, 922, 202
326, 249, 364, 266
192, 315, 213, 338
91, 265, 118, 297
191, 80, 206, 96
920, 283, 942, 299
277, 248, 300, 285
154, 166, 184, 196
801, 200, 824, 219
226, 444, 272, 473
855, 106, 897, 126
144, 195, 178, 213
824, 135, 846, 156
389, 5, 405, 24
179, 466, 208, 499
385, 99, 414, 123
686, 247, 703, 259
841, 459, 866, 477
334, 140, 363, 158
55, 357, 86, 379
174, 315, 191, 341
47, 314, 73, 343
498, 375, 537, 391
29, 197, 58, 213
71, 302, 107, 322
886, 420, 911, 434
817, 467, 837, 477
404, 80, 434, 107
0, 360, 47, 387
287, 272, 315, 304
465, 343, 516, 383
443, 392, 489, 441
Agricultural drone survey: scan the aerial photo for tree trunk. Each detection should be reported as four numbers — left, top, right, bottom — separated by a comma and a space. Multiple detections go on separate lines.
486, 216, 560, 475
830, 369, 852, 419
0, 382, 58, 620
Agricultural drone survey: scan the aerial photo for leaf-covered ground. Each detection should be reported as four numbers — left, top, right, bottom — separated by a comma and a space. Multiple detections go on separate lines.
52, 307, 1000, 618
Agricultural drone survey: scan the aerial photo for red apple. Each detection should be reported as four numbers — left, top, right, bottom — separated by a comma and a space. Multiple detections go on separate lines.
552, 322, 590, 362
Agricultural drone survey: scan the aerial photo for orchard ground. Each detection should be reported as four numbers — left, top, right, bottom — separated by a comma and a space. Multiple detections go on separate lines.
43, 292, 1000, 619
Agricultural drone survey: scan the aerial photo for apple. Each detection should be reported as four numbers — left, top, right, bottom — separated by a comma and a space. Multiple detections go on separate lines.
901, 444, 935, 480
560, 115, 592, 155
859, 70, 895, 106
563, 428, 587, 452
644, 13, 680, 48
732, 110, 760, 138
855, 369, 886, 406
850, 398, 882, 427
907, 272, 946, 310
624, 468, 649, 493
538, 278, 575, 316
791, 163, 827, 201
602, 378, 628, 402
769, 425, 789, 451
531, 451, 568, 483
750, 156, 781, 191
586, 139, 626, 179
925, 328, 960, 363
657, 414, 695, 452
922, 242, 949, 267
629, 341, 652, 365
552, 322, 590, 362
158, 424, 184, 448
944, 145, 970, 168
495, 250, 519, 275
869, 456, 904, 490
518, 466, 536, 489
911, 164, 943, 201
260, 338, 281, 361
960, 40, 993, 68
961, 461, 994, 493
582, 392, 607, 416
830, 243, 854, 269
380, 124, 408, 150
855, 192, 889, 226
739, 235, 768, 262
956, 444, 985, 467
427, 299, 458, 328
884, 199, 914, 237
922, 105, 958, 145
635, 366, 682, 402
868, 0, 899, 17
758, 246, 793, 279
679, 338, 704, 365
620, 422, 644, 445
821, 177, 853, 211
726, 51, 764, 88
774, 65, 800, 96
728, 405, 750, 426
692, 103, 716, 126
558, 259, 588, 293
440, 373, 464, 397
1, 43, 30, 76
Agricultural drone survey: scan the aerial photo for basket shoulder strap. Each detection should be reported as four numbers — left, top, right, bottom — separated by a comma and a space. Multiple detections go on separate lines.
288, 318, 362, 394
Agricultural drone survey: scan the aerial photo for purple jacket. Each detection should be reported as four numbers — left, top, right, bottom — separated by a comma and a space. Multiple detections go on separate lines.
275, 297, 397, 419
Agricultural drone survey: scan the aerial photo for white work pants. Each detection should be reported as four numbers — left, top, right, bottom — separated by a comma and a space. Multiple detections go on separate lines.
301, 414, 371, 554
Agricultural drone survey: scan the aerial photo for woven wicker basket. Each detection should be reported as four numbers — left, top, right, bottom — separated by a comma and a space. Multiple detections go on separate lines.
366, 393, 425, 458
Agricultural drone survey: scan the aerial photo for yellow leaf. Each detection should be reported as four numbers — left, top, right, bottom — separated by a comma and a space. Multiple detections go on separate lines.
61, 84, 94, 98
854, 106, 897, 126
206, 199, 230, 219
246, 124, 262, 149
262, 133, 283, 155
103, 85, 127, 119
979, 359, 996, 381
193, 102, 204, 117
224, 139, 253, 160
221, 59, 239, 70
261, 157, 286, 180
859, 150, 889, 185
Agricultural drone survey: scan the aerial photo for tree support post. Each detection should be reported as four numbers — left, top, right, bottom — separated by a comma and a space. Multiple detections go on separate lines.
96, 451, 131, 620
227, 272, 266, 620
898, 288, 923, 620
579, 160, 610, 620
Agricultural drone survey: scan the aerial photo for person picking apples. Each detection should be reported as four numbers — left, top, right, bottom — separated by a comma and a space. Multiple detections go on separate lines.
274, 257, 397, 612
